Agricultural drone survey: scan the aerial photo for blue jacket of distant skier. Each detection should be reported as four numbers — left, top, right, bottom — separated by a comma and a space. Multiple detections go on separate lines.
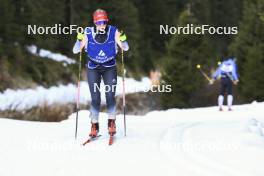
85, 25, 117, 68
212, 58, 238, 80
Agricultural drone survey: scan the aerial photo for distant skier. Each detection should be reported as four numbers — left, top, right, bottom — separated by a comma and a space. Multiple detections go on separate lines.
73, 9, 129, 139
211, 57, 239, 111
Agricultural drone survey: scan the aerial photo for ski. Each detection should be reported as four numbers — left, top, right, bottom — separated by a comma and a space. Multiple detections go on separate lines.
108, 135, 114, 145
82, 135, 102, 146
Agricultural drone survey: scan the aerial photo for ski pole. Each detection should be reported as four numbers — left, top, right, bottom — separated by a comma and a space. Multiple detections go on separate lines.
121, 49, 127, 137
75, 50, 82, 140
196, 64, 212, 83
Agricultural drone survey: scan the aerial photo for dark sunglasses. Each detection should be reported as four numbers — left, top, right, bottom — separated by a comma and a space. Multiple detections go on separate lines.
95, 21, 107, 25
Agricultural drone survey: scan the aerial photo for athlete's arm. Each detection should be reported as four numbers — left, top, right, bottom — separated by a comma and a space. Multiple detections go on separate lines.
231, 62, 238, 81
73, 34, 88, 54
115, 30, 129, 51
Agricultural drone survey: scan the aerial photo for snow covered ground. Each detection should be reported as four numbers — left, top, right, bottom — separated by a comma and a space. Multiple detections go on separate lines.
1, 102, 264, 176
0, 77, 151, 111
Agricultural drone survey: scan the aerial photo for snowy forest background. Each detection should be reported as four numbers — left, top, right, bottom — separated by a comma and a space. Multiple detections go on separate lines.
0, 0, 263, 112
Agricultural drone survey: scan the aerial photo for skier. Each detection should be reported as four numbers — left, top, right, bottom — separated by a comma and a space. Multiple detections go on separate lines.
211, 57, 239, 111
73, 9, 129, 139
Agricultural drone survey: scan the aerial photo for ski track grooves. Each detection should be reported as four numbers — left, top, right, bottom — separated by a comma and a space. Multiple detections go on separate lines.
159, 121, 254, 176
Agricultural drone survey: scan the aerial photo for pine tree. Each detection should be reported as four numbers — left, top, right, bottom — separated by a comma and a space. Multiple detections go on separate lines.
207, 0, 243, 55
0, 0, 17, 44
161, 9, 213, 108
230, 0, 264, 101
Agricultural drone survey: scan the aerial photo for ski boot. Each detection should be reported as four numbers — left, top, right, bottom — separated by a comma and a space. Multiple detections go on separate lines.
219, 106, 223, 111
108, 119, 116, 136
108, 119, 116, 145
89, 122, 99, 138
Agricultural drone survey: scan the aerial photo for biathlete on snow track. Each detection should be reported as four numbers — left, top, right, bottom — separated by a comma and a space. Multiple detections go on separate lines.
211, 56, 239, 111
73, 9, 129, 144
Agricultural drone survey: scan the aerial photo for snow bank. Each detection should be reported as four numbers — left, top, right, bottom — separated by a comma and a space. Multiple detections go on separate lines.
27, 45, 76, 65
0, 77, 151, 111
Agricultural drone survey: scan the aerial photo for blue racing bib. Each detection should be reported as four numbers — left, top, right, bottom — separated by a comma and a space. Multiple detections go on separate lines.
86, 26, 117, 64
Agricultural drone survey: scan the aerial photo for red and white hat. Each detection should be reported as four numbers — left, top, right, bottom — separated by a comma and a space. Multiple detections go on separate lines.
93, 9, 108, 23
